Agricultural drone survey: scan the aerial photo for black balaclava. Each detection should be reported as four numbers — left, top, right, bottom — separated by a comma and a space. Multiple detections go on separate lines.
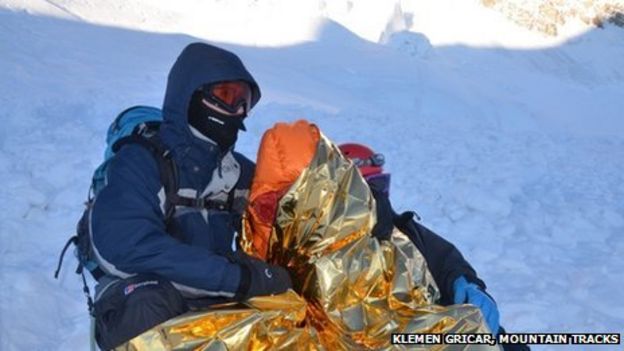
187, 88, 246, 151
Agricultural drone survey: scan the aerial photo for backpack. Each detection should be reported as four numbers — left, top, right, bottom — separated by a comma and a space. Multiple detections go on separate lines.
91, 105, 166, 196
54, 105, 236, 315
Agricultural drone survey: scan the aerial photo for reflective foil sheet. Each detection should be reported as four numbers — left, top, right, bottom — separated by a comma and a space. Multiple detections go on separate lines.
120, 121, 500, 350
114, 290, 322, 350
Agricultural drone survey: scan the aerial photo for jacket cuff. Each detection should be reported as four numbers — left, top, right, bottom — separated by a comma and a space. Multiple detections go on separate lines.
464, 273, 487, 291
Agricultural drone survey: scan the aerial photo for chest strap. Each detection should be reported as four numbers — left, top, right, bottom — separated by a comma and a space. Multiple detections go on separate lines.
168, 193, 232, 212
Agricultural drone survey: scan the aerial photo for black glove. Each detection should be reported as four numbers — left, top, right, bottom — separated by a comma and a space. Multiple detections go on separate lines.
230, 251, 292, 300
369, 185, 395, 241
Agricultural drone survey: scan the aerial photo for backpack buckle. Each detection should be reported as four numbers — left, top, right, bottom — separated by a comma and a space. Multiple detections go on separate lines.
216, 201, 227, 211
196, 197, 205, 208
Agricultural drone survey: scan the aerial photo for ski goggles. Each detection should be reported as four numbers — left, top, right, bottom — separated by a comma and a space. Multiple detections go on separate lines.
202, 81, 252, 116
351, 153, 385, 168
365, 172, 391, 196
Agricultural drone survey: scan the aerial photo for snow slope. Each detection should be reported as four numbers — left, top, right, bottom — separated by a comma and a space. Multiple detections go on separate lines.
0, 0, 623, 350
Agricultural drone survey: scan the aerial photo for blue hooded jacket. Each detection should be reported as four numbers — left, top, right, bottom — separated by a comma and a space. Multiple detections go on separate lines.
91, 43, 260, 299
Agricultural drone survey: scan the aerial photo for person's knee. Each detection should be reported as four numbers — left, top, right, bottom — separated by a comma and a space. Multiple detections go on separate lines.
94, 275, 187, 350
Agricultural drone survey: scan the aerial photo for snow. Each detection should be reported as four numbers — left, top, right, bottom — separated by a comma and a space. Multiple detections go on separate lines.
1, 0, 623, 350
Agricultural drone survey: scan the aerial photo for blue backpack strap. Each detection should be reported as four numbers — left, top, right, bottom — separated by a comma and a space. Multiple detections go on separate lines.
54, 233, 97, 316
113, 134, 179, 224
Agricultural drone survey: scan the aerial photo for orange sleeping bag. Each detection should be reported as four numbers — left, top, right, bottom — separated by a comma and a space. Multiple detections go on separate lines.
243, 120, 320, 259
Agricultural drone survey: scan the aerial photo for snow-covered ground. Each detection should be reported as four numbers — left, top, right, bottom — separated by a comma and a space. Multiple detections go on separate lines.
0, 0, 623, 350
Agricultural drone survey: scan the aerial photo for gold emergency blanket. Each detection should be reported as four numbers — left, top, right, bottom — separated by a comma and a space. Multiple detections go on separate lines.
119, 121, 499, 350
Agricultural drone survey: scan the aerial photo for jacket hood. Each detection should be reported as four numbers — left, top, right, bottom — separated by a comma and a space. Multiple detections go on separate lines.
160, 42, 261, 154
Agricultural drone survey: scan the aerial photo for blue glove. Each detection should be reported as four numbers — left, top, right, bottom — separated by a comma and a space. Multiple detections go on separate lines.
453, 276, 500, 336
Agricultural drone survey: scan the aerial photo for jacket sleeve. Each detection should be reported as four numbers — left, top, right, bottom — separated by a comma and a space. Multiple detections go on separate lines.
393, 211, 486, 305
91, 144, 246, 299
